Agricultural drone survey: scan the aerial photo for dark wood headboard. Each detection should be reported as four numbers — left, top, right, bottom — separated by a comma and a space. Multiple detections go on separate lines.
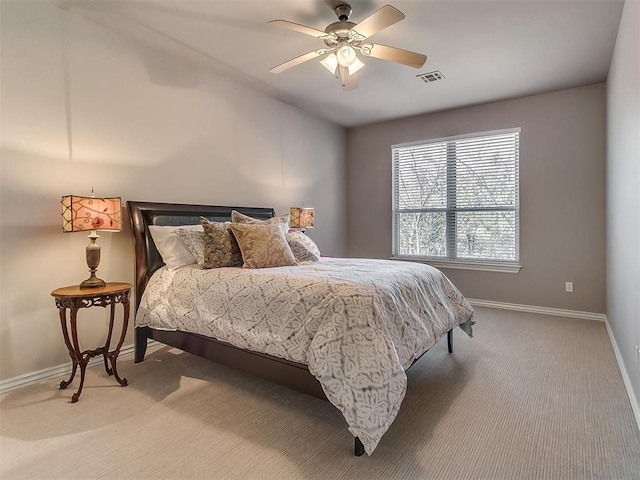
127, 201, 276, 312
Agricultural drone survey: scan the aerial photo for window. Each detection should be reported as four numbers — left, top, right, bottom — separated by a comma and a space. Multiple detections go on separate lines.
392, 128, 520, 272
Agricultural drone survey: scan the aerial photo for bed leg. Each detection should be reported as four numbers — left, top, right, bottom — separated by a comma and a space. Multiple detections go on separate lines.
447, 329, 453, 354
135, 327, 149, 363
354, 437, 365, 456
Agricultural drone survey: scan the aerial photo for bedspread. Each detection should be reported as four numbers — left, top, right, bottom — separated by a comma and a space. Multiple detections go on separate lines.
137, 257, 474, 454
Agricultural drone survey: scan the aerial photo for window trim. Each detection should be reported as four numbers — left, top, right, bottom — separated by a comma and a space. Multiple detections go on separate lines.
390, 255, 522, 273
392, 128, 521, 271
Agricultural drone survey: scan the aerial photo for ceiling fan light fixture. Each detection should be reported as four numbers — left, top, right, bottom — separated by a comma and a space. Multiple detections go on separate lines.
321, 53, 339, 75
268, 3, 428, 90
337, 44, 357, 67
348, 56, 365, 75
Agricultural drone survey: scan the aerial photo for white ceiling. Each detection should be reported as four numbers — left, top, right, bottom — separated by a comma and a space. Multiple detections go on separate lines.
53, 0, 624, 127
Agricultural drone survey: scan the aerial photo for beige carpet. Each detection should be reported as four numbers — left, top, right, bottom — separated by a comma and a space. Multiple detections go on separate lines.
1, 307, 639, 479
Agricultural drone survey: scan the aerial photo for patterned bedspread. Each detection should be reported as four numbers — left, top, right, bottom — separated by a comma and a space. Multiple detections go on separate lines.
137, 257, 474, 454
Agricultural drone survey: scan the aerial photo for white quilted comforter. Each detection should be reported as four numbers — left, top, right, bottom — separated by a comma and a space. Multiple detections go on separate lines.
137, 257, 474, 454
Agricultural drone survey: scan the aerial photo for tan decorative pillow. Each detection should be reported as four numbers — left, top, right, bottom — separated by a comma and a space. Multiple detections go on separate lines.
231, 210, 289, 234
286, 231, 321, 263
230, 223, 296, 269
200, 217, 243, 268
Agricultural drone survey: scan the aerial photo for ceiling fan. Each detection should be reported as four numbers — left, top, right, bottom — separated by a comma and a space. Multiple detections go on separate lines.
268, 3, 427, 91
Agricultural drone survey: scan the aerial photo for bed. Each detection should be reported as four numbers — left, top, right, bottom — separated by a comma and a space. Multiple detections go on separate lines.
128, 201, 474, 456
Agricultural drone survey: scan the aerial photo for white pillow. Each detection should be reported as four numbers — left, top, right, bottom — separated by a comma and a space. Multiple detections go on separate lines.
148, 225, 202, 270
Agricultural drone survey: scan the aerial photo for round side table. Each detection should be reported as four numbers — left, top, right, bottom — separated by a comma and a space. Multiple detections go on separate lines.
51, 282, 132, 403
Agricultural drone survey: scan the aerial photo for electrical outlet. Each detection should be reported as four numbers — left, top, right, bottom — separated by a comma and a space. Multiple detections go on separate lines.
565, 281, 574, 293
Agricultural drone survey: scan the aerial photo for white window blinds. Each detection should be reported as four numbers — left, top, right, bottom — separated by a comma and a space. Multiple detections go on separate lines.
392, 128, 520, 265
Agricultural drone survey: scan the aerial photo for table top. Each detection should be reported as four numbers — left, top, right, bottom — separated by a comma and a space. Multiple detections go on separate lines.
51, 282, 132, 298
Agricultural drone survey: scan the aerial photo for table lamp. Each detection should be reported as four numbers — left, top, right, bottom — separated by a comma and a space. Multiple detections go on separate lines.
61, 190, 122, 288
290, 207, 315, 233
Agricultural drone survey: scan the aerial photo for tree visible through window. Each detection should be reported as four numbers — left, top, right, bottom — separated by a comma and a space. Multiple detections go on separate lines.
392, 129, 520, 265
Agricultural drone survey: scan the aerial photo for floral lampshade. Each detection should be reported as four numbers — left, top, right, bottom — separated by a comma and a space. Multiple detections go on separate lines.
290, 207, 315, 230
61, 193, 122, 288
61, 195, 122, 233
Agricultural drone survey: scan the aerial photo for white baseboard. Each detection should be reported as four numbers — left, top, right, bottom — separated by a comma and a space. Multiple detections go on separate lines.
0, 341, 160, 395
603, 318, 640, 430
469, 298, 639, 433
468, 298, 607, 322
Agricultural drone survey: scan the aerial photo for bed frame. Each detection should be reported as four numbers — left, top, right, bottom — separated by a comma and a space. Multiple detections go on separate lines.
127, 201, 454, 456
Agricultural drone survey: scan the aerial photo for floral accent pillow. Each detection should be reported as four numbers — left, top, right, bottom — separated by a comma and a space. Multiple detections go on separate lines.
231, 210, 289, 234
286, 231, 321, 263
174, 226, 206, 266
229, 223, 296, 269
200, 217, 243, 268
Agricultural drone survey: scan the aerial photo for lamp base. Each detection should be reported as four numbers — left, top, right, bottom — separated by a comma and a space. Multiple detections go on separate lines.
81, 231, 106, 288
80, 274, 106, 289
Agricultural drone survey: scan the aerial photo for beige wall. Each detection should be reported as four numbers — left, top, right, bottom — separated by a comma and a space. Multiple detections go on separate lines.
0, 1, 346, 380
606, 0, 639, 414
347, 84, 606, 313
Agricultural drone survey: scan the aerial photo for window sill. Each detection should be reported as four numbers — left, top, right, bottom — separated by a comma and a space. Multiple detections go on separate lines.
390, 256, 522, 273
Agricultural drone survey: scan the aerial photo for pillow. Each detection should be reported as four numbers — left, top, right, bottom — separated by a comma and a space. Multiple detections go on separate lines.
148, 225, 200, 270
229, 223, 296, 269
200, 217, 243, 268
174, 226, 206, 266
286, 231, 321, 263
231, 210, 289, 234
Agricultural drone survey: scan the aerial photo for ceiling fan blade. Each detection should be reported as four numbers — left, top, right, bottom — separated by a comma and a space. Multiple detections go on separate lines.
341, 69, 359, 91
270, 50, 325, 74
349, 5, 405, 40
362, 43, 427, 68
268, 20, 333, 39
